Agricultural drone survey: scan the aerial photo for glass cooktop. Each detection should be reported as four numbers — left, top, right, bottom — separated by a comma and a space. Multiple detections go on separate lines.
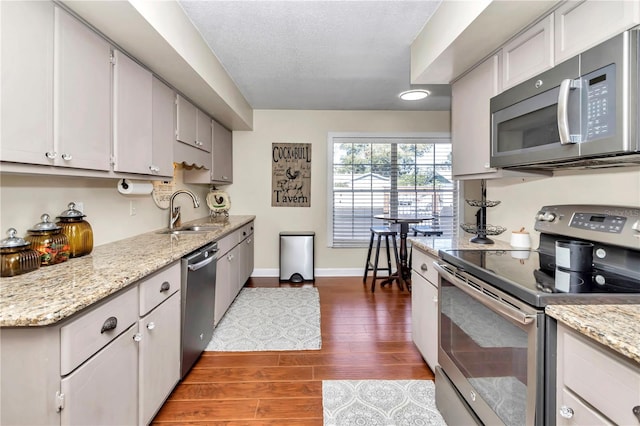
439, 249, 640, 307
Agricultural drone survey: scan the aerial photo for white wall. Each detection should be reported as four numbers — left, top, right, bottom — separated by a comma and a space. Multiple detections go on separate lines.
227, 109, 451, 276
485, 167, 640, 248
0, 166, 210, 246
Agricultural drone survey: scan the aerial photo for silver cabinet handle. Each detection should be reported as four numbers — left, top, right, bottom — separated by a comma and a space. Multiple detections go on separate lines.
133, 333, 142, 342
61, 153, 72, 161
160, 281, 171, 292
559, 405, 574, 419
420, 263, 428, 272
45, 151, 57, 159
146, 322, 155, 330
149, 165, 159, 173
100, 316, 117, 333
632, 405, 640, 422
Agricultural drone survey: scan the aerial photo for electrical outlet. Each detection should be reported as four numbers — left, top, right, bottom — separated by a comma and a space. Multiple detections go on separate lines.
75, 201, 84, 213
129, 201, 137, 216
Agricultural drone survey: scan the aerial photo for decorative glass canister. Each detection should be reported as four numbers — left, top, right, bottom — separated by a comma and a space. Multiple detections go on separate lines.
25, 214, 70, 266
56, 202, 93, 257
0, 228, 41, 277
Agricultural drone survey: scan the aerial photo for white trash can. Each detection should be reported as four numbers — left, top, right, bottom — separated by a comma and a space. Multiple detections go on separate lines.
279, 231, 315, 282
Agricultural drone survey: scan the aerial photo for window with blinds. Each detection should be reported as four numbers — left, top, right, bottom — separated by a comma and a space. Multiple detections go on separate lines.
328, 134, 457, 248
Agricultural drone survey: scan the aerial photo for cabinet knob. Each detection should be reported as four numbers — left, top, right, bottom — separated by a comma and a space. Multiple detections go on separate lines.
45, 151, 57, 159
420, 263, 428, 272
559, 405, 574, 419
433, 296, 438, 303
632, 406, 640, 422
160, 281, 171, 292
146, 322, 156, 330
61, 153, 72, 161
133, 333, 142, 342
149, 165, 159, 173
100, 316, 118, 334
222, 175, 229, 180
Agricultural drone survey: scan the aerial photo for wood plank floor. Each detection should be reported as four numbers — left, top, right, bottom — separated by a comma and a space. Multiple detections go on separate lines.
152, 276, 433, 425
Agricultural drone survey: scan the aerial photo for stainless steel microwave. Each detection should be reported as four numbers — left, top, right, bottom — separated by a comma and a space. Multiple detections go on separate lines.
490, 30, 640, 169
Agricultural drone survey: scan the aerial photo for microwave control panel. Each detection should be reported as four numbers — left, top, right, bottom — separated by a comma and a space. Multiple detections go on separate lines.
584, 64, 616, 141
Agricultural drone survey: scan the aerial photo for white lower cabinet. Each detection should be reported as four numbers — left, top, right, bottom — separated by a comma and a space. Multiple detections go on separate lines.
60, 324, 139, 426
410, 246, 439, 370
139, 292, 180, 425
556, 324, 640, 426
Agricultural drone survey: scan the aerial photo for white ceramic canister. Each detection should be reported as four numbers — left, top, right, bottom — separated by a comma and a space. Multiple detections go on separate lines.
510, 228, 531, 248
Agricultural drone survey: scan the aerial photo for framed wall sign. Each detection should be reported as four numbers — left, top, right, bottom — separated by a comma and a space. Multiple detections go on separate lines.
272, 143, 311, 207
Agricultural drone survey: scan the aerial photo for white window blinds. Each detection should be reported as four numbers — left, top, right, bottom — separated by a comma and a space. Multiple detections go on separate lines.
328, 135, 457, 248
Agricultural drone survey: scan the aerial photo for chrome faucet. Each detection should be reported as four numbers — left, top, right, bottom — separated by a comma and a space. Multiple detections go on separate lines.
169, 190, 200, 229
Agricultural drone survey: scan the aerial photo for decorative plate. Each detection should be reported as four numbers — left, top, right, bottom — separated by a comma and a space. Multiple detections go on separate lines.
206, 190, 231, 213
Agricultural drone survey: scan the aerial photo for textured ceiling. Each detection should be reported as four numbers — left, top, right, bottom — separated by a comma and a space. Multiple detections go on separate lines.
178, 0, 448, 111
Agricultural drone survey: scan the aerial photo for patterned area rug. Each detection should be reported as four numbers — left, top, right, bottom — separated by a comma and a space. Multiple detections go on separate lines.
322, 380, 447, 426
205, 287, 321, 351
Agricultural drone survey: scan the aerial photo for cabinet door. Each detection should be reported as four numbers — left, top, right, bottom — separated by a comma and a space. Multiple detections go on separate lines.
113, 50, 153, 175
212, 120, 233, 183
241, 233, 254, 287
196, 109, 212, 153
1, 0, 54, 165
501, 15, 554, 90
176, 95, 197, 146
451, 55, 500, 178
60, 324, 138, 426
214, 253, 231, 325
555, 0, 640, 64
54, 6, 111, 171
139, 292, 180, 425
411, 271, 438, 370
228, 245, 241, 302
152, 77, 176, 178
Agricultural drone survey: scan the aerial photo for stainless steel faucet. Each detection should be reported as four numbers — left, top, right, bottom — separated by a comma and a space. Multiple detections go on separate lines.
169, 190, 200, 229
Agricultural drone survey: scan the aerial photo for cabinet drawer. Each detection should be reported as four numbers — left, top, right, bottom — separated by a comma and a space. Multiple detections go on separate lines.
240, 223, 254, 240
411, 248, 439, 285
61, 286, 138, 375
139, 262, 180, 316
557, 388, 613, 426
560, 325, 640, 426
217, 232, 235, 256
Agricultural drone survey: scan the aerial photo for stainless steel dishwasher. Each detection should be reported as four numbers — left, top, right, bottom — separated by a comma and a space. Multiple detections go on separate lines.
180, 242, 218, 378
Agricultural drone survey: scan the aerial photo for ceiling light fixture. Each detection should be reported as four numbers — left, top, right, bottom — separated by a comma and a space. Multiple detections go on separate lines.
399, 89, 430, 101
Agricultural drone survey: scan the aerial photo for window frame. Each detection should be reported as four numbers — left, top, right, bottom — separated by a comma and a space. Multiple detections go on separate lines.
326, 132, 456, 248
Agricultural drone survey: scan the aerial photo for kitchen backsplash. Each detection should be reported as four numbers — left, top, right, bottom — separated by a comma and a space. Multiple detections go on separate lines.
0, 165, 211, 246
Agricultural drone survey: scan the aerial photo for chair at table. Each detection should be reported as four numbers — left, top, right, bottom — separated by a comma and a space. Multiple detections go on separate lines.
363, 226, 403, 292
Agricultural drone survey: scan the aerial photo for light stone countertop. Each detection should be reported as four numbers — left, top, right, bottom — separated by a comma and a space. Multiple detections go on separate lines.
410, 235, 640, 366
546, 304, 640, 365
0, 215, 255, 327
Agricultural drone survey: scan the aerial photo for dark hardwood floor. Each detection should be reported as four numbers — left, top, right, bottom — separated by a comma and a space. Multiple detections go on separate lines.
152, 276, 433, 425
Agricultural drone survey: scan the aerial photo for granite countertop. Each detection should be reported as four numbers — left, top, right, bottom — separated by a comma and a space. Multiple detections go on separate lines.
409, 233, 513, 257
409, 235, 640, 366
0, 215, 255, 327
546, 305, 640, 365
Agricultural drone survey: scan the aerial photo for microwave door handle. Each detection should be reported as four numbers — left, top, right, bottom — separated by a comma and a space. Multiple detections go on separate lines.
557, 79, 574, 145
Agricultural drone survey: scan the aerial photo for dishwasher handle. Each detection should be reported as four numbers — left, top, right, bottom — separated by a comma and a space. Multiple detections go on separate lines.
187, 254, 216, 272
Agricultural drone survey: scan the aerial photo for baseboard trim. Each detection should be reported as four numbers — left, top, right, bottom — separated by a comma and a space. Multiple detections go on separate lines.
251, 268, 364, 278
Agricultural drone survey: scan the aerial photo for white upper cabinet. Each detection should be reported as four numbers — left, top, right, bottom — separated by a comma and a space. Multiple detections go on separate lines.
1, 1, 54, 165
501, 15, 554, 90
451, 55, 501, 178
176, 95, 212, 153
54, 6, 111, 171
151, 78, 176, 178
113, 50, 153, 175
554, 0, 640, 64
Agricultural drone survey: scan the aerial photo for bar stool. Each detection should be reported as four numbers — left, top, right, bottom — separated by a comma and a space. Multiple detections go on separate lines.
410, 225, 443, 237
363, 226, 402, 292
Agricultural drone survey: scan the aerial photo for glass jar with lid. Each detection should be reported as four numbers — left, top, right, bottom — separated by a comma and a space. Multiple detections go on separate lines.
56, 202, 93, 257
0, 228, 41, 277
25, 214, 70, 266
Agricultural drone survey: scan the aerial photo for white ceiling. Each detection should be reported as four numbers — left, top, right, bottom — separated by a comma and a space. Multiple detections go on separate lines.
178, 0, 449, 111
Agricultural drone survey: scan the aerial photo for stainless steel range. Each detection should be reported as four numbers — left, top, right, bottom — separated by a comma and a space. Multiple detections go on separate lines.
433, 204, 640, 426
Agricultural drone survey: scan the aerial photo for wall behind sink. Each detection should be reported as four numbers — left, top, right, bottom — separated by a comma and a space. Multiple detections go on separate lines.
0, 165, 210, 246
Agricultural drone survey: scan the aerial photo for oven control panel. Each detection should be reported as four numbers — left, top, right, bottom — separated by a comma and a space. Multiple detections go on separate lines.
569, 212, 626, 233
534, 204, 640, 250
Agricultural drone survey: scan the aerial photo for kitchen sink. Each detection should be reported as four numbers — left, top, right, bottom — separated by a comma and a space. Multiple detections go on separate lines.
156, 224, 225, 235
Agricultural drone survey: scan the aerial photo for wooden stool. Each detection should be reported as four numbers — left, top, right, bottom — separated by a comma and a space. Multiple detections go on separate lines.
363, 226, 402, 292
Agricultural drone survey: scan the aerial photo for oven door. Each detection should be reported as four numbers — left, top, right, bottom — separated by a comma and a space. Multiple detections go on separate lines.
434, 262, 545, 426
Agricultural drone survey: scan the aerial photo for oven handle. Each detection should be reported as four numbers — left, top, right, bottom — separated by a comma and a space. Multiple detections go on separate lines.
433, 262, 536, 326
